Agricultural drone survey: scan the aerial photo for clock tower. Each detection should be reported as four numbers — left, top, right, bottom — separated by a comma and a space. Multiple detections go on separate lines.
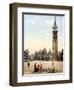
52, 16, 58, 60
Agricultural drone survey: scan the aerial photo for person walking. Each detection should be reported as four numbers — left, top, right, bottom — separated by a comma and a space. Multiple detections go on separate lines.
40, 63, 42, 73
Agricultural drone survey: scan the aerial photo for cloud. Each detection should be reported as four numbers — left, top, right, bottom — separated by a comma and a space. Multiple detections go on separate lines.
28, 20, 36, 24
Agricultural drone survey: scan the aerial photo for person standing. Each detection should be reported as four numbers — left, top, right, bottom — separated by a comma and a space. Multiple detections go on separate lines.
27, 62, 30, 68
37, 64, 40, 72
40, 63, 42, 73
52, 62, 55, 73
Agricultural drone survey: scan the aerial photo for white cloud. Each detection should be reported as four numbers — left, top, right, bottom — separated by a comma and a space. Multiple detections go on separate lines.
28, 20, 36, 24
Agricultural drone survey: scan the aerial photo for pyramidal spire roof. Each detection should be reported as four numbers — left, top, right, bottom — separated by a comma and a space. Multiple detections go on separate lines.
52, 16, 58, 30
54, 16, 57, 26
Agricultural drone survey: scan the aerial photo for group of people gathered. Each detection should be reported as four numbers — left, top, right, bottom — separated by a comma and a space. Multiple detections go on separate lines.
27, 61, 55, 73
34, 63, 42, 73
27, 62, 43, 73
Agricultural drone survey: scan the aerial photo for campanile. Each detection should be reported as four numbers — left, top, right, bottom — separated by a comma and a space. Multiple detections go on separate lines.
52, 16, 58, 60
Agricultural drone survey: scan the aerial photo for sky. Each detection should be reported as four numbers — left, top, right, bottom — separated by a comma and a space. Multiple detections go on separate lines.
24, 14, 64, 54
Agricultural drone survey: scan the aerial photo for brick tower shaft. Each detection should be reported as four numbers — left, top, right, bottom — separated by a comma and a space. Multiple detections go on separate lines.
52, 16, 58, 60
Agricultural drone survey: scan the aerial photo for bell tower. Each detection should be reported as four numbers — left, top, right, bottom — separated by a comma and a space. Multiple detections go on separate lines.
52, 16, 58, 60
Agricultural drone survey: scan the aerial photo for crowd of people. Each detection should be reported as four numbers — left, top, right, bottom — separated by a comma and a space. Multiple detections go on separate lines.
27, 62, 43, 73
34, 63, 42, 73
27, 61, 56, 73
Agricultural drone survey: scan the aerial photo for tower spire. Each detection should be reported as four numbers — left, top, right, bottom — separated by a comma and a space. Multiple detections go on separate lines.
52, 16, 58, 61
54, 16, 56, 26
52, 16, 57, 30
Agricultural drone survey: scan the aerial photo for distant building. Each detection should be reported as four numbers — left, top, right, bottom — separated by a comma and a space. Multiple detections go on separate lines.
32, 49, 53, 61
30, 54, 35, 61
